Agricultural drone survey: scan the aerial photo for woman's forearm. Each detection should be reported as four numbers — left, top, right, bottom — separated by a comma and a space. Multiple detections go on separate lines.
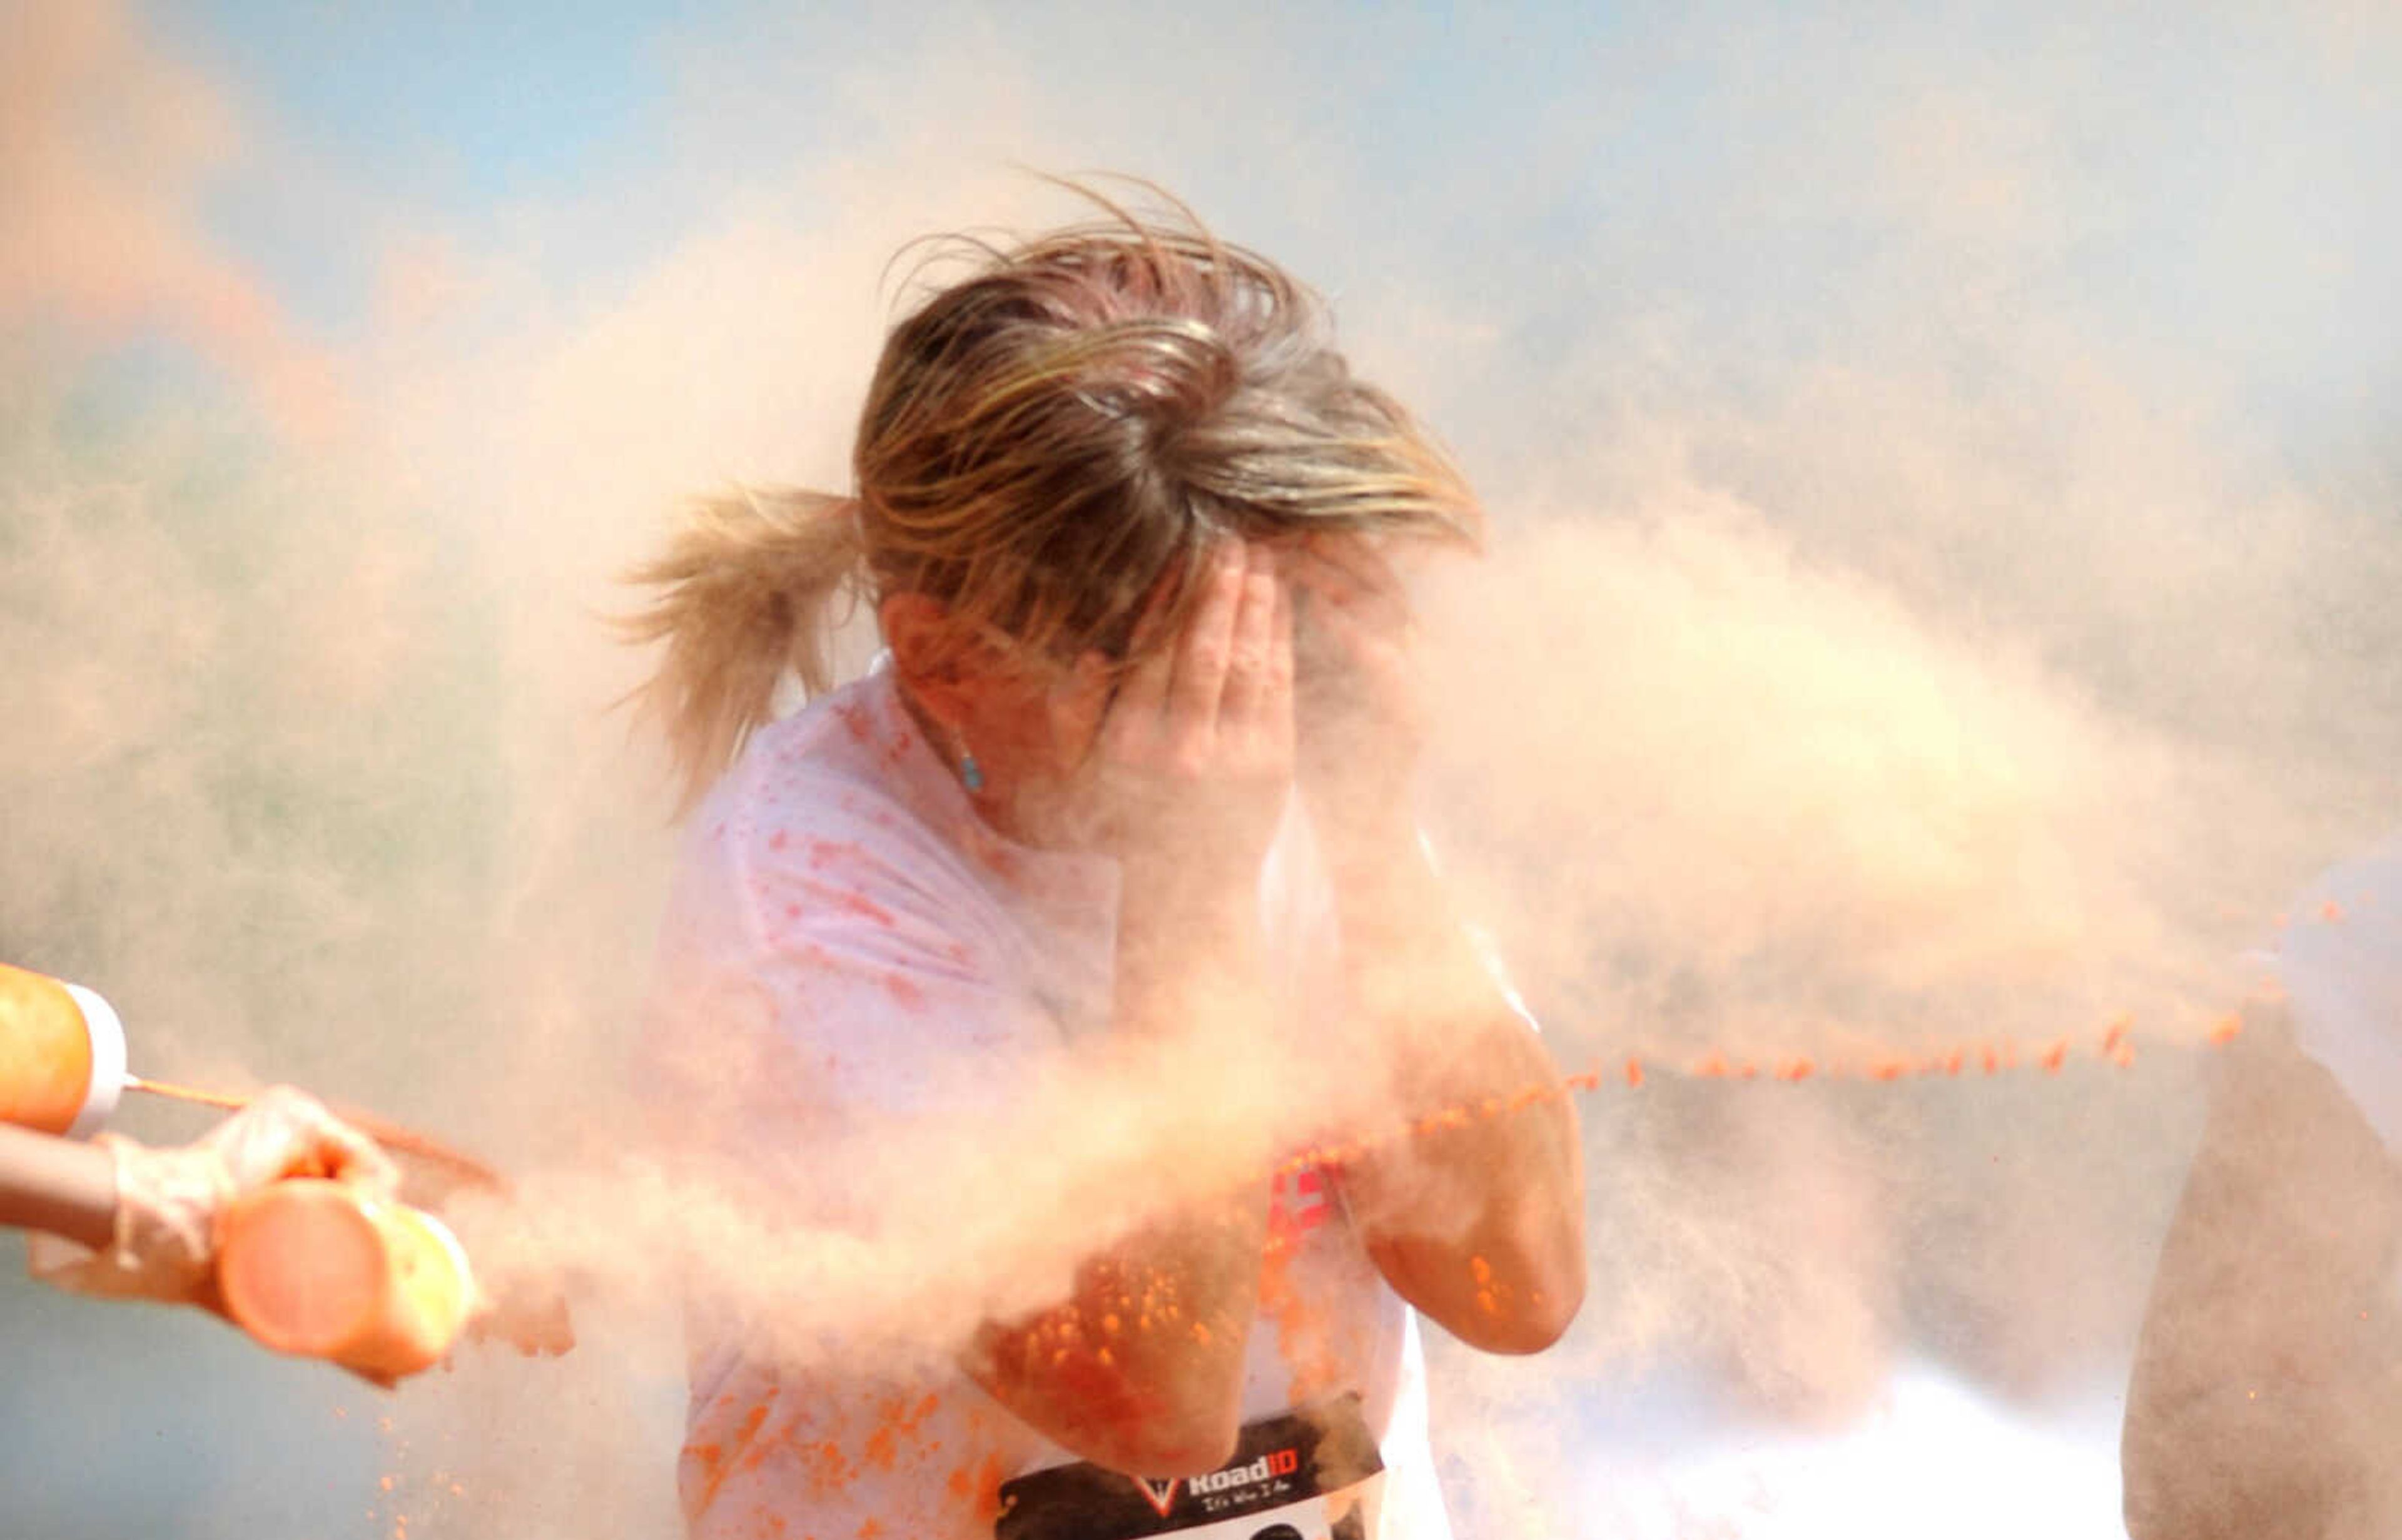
1321, 823, 1588, 1351
963, 886, 1274, 1476
0, 1120, 118, 1250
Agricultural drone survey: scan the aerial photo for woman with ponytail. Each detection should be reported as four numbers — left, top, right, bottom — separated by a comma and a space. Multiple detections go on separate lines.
628, 195, 1586, 1540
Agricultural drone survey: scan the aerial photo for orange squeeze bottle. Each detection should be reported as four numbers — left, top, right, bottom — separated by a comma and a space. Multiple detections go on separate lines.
0, 962, 128, 1138
215, 1178, 479, 1382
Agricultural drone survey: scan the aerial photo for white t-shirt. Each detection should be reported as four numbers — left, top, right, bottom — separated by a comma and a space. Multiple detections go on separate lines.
639, 664, 1449, 1540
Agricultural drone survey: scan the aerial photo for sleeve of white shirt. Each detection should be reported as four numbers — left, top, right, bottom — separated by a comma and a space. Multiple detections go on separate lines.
2277, 835, 2402, 1162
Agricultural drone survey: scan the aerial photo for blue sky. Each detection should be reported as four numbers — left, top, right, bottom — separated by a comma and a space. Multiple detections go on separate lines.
78, 0, 2393, 462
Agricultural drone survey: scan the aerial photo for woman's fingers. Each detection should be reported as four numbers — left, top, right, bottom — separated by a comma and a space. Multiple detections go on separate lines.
1292, 534, 1411, 636
1047, 649, 1116, 764
1305, 530, 1399, 591
1100, 540, 1294, 782
207, 1086, 400, 1198
1269, 553, 1295, 727
1099, 572, 1185, 755
1166, 542, 1247, 737
1218, 543, 1284, 727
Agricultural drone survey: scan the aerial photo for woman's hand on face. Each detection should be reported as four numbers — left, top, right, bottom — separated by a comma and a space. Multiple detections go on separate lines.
1289, 533, 1426, 849
1092, 540, 1294, 914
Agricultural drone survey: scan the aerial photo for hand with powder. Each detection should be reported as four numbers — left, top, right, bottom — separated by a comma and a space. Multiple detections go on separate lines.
23, 1085, 398, 1309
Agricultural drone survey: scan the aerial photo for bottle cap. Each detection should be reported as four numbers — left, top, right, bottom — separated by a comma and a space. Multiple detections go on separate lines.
58, 983, 126, 1140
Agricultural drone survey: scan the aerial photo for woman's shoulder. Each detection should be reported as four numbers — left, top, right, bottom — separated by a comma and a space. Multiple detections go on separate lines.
674, 675, 980, 911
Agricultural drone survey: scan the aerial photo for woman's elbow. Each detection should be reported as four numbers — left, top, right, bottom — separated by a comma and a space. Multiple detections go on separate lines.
1384, 1231, 1588, 1355
1068, 1396, 1243, 1479
1455, 1261, 1585, 1355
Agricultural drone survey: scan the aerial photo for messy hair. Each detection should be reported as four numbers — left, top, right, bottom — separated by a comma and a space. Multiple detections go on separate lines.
626, 184, 1482, 806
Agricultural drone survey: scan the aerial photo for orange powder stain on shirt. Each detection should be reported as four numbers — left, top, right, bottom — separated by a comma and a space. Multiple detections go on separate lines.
947, 1454, 1007, 1527
786, 1439, 853, 1496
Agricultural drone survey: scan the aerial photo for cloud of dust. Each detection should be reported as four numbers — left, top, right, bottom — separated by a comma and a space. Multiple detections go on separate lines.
4, 3, 2399, 1537
0, 0, 342, 435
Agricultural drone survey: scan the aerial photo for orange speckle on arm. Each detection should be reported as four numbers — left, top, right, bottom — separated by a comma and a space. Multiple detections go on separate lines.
975, 1457, 1007, 1526
2039, 1040, 2067, 1073
1623, 1056, 1643, 1088
2207, 1015, 2244, 1047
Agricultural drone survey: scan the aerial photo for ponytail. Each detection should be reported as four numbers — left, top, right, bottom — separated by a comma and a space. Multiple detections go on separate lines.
622, 487, 864, 810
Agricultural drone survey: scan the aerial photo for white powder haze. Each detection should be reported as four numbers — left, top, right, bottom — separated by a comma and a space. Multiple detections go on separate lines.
3, 2, 2399, 1536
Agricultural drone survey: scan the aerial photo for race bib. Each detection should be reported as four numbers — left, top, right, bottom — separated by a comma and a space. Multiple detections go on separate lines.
995, 1396, 1384, 1540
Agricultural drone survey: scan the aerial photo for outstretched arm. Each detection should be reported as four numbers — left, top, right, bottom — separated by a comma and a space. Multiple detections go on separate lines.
0, 1120, 116, 1249
17, 1087, 398, 1306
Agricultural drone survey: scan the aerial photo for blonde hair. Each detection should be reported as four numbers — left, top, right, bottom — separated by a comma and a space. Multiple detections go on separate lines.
627, 189, 1482, 807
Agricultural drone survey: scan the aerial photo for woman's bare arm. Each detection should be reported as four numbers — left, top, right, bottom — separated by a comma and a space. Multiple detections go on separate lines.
2122, 1010, 2402, 1538
1290, 534, 1586, 1354
1317, 822, 1587, 1353
0, 1120, 117, 1250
